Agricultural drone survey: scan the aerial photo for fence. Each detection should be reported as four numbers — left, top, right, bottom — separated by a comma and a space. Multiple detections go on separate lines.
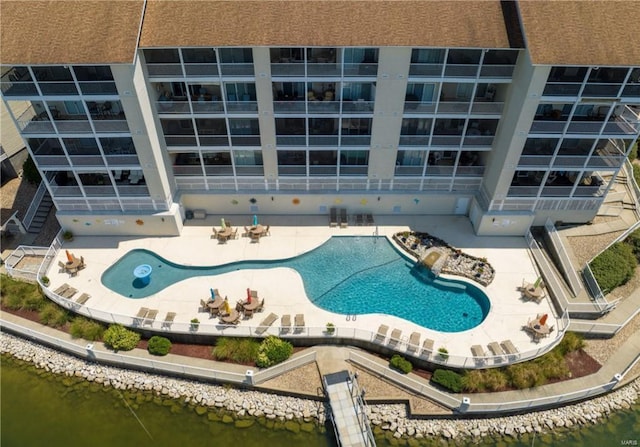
4, 245, 51, 283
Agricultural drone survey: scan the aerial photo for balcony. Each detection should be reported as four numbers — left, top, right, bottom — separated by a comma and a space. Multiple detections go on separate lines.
455, 165, 485, 177
518, 155, 553, 168
343, 63, 378, 77
529, 121, 567, 133
403, 101, 436, 113
399, 135, 430, 146
219, 64, 254, 76
479, 65, 515, 78
78, 81, 118, 95
437, 101, 471, 114
542, 83, 582, 96
147, 64, 183, 77
225, 101, 258, 113
408, 64, 444, 77
270, 61, 305, 77
444, 64, 480, 78
582, 83, 623, 97
183, 63, 218, 77
341, 100, 374, 113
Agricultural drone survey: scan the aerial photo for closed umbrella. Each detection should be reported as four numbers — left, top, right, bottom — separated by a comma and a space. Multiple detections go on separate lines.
66, 250, 73, 263
539, 313, 548, 326
221, 218, 226, 229
246, 288, 252, 304
223, 297, 231, 314
253, 215, 258, 226
210, 288, 216, 300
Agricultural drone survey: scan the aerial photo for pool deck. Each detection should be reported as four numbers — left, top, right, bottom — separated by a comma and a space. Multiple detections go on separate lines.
48, 215, 559, 363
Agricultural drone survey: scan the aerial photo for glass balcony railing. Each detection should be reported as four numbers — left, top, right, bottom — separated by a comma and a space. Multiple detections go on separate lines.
470, 102, 504, 115
309, 165, 337, 176
542, 83, 582, 96
341, 101, 374, 113
307, 101, 340, 113
117, 185, 150, 196
587, 155, 624, 168
219, 64, 254, 76
165, 135, 197, 146
395, 166, 424, 176
53, 120, 92, 133
573, 185, 604, 197
204, 165, 234, 176
235, 166, 264, 176
230, 135, 260, 146
582, 83, 623, 97
340, 135, 371, 146
462, 135, 494, 147
565, 121, 605, 134
105, 154, 139, 165
517, 155, 552, 167
155, 100, 190, 114
399, 135, 430, 146
173, 165, 204, 176
308, 135, 339, 146
455, 165, 485, 177
408, 64, 444, 77
1, 81, 38, 96
33, 155, 69, 166
430, 135, 463, 146
192, 101, 225, 113
270, 63, 306, 77
198, 136, 229, 146
343, 63, 377, 77
437, 102, 471, 113
479, 65, 515, 78
273, 101, 306, 113
622, 84, 640, 97
307, 63, 341, 76
340, 166, 367, 175
184, 64, 218, 77
50, 185, 83, 196
78, 82, 118, 95
425, 165, 455, 176
508, 185, 540, 197
146, 64, 183, 77
552, 156, 588, 167
38, 82, 78, 95
541, 186, 574, 197
92, 120, 129, 133
529, 121, 567, 133
68, 155, 104, 166
403, 102, 436, 113
444, 65, 479, 78
276, 135, 305, 145
278, 166, 306, 176
225, 101, 258, 113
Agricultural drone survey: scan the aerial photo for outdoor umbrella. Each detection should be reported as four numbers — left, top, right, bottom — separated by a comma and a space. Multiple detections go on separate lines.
246, 288, 252, 304
221, 218, 226, 229
66, 250, 73, 263
210, 288, 216, 299
253, 215, 258, 226
223, 297, 231, 314
539, 314, 548, 326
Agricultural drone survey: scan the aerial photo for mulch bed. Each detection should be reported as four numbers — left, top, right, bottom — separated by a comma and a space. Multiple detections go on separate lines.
1, 305, 602, 386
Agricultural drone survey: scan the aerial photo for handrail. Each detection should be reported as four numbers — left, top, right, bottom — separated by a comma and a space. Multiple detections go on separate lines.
543, 218, 583, 296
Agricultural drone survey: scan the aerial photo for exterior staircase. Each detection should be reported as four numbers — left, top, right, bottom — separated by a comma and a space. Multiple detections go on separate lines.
25, 189, 53, 233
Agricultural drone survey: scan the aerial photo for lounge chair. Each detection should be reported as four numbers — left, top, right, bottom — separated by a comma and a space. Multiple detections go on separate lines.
389, 329, 402, 345
53, 283, 70, 295
329, 207, 338, 227
294, 314, 305, 332
471, 344, 487, 364
255, 312, 278, 335
339, 208, 348, 228
501, 339, 519, 356
162, 312, 176, 329
135, 307, 149, 324
61, 287, 78, 299
280, 314, 291, 334
488, 341, 506, 357
366, 213, 374, 225
76, 293, 91, 305
220, 309, 241, 325
421, 338, 435, 357
408, 332, 420, 352
144, 309, 158, 326
374, 324, 389, 343
355, 214, 364, 226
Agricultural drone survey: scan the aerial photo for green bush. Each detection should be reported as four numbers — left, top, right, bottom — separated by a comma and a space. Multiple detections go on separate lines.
431, 369, 462, 392
0, 274, 46, 311
483, 368, 508, 391
38, 303, 70, 327
461, 370, 485, 392
212, 337, 260, 363
534, 351, 570, 380
625, 229, 640, 262
69, 317, 105, 341
255, 336, 293, 368
590, 242, 637, 292
506, 363, 546, 389
147, 336, 172, 356
634, 164, 640, 191
103, 324, 140, 351
389, 355, 413, 374
22, 155, 41, 185
556, 332, 585, 356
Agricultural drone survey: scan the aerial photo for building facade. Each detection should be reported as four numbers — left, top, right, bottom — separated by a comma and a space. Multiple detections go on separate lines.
1, 1, 639, 236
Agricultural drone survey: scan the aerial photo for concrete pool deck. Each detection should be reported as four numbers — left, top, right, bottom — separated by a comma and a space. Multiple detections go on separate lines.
47, 215, 560, 365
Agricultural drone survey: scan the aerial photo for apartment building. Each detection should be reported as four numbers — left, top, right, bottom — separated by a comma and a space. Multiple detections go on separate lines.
1, 1, 638, 237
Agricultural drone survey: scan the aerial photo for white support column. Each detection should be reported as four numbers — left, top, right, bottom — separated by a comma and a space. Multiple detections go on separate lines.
252, 48, 278, 186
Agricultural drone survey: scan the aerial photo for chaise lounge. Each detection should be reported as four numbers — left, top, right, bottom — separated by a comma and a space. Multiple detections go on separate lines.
375, 324, 389, 343
294, 314, 305, 332
407, 332, 421, 352
255, 312, 278, 335
280, 314, 291, 334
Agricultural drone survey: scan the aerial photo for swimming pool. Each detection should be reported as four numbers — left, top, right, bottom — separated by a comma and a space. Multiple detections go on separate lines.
102, 236, 490, 332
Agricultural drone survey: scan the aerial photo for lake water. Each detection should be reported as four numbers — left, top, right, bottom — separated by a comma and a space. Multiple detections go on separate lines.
2, 355, 638, 447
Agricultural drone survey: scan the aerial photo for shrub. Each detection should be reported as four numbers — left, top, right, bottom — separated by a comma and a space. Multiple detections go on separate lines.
437, 347, 449, 360
461, 370, 485, 392
0, 274, 45, 311
634, 164, 640, 189
625, 229, 640, 262
212, 337, 260, 363
103, 324, 140, 351
629, 141, 638, 162
22, 155, 41, 185
148, 336, 172, 356
506, 363, 545, 389
431, 369, 462, 392
556, 332, 585, 356
255, 336, 293, 368
534, 351, 569, 380
38, 303, 70, 327
590, 242, 637, 292
69, 317, 105, 341
483, 368, 508, 391
389, 355, 413, 374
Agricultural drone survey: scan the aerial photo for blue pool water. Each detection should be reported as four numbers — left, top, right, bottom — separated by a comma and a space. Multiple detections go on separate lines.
102, 236, 490, 332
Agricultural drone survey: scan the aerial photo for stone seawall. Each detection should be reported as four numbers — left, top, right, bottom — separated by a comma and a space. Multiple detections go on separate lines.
1, 331, 638, 442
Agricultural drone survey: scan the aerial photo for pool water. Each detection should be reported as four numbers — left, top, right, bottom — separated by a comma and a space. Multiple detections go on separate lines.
102, 236, 490, 332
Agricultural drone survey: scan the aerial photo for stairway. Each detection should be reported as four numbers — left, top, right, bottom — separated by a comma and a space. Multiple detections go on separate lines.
27, 191, 53, 233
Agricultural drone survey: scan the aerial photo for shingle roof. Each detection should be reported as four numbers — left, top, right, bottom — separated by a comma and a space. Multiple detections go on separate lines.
139, 0, 512, 49
518, 0, 640, 66
0, 0, 144, 65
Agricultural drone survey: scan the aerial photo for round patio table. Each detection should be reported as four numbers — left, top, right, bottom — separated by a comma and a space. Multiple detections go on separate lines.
133, 264, 152, 286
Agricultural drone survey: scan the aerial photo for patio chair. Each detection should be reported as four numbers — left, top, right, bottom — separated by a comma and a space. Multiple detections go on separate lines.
76, 293, 91, 305
257, 298, 265, 312
144, 309, 158, 326
231, 228, 238, 239
235, 301, 244, 313
58, 261, 66, 271
255, 312, 278, 335
244, 308, 254, 319
374, 324, 388, 343
162, 312, 176, 329
250, 231, 261, 243
421, 338, 435, 357
329, 207, 338, 227
339, 208, 348, 228
209, 305, 220, 317
211, 227, 218, 239
294, 314, 305, 332
53, 283, 70, 295
408, 332, 421, 352
389, 328, 402, 345
200, 299, 208, 312
79, 256, 86, 270
280, 314, 291, 334
264, 225, 270, 236
244, 226, 251, 237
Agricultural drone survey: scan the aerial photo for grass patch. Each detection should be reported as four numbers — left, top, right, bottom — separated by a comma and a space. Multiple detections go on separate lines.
0, 274, 46, 311
212, 337, 260, 363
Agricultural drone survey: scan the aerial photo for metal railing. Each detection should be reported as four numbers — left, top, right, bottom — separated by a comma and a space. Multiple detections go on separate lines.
346, 371, 377, 447
543, 218, 583, 296
4, 245, 50, 282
